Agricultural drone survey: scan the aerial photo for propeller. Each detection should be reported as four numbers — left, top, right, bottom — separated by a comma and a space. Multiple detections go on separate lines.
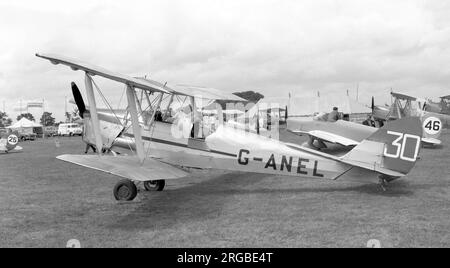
371, 96, 375, 112
71, 82, 86, 118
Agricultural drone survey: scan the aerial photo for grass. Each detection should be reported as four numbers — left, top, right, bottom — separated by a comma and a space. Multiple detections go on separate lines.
0, 130, 449, 248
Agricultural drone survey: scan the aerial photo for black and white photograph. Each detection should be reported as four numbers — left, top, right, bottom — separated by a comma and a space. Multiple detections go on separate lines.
0, 0, 449, 251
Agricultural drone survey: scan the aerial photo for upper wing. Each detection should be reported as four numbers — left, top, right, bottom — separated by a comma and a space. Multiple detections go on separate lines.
391, 92, 417, 101
36, 53, 171, 94
171, 85, 246, 101
57, 154, 189, 181
135, 80, 246, 101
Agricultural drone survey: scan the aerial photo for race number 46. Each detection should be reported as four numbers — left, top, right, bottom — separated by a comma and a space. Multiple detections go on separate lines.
422, 117, 442, 136
384, 131, 421, 162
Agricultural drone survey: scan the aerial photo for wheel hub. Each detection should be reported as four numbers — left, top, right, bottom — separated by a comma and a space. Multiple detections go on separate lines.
117, 185, 130, 199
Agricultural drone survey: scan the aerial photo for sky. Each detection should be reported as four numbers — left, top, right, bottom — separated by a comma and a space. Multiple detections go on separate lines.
1, 0, 450, 122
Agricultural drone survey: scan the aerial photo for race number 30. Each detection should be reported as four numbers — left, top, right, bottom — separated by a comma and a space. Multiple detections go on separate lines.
422, 117, 442, 135
384, 131, 421, 162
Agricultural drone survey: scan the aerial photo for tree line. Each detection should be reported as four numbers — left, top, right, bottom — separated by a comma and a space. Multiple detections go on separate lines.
0, 111, 58, 127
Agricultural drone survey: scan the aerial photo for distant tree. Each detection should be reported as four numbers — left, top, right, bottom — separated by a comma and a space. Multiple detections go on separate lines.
0, 111, 12, 127
17, 113, 35, 122
40, 112, 56, 126
233, 91, 264, 103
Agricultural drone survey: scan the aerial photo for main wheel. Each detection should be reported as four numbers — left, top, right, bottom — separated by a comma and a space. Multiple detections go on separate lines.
144, 180, 165, 191
113, 179, 138, 201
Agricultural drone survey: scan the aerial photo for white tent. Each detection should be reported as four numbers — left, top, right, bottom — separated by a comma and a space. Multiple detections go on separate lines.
288, 94, 371, 116
7, 118, 43, 134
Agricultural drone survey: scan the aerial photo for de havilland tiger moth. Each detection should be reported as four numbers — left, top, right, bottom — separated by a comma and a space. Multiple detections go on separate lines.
37, 53, 424, 201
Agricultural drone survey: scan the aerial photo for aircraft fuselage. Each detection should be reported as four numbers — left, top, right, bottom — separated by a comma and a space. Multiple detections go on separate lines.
111, 121, 378, 183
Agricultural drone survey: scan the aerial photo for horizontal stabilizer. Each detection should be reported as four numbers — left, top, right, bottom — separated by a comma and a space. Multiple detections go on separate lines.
57, 154, 189, 181
421, 137, 441, 145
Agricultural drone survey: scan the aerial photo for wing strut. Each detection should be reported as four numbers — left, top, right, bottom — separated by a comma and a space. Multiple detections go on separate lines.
126, 85, 145, 163
164, 94, 174, 119
190, 96, 197, 138
84, 73, 104, 156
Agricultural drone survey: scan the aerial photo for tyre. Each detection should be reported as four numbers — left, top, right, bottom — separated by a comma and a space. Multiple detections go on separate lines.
113, 179, 138, 201
144, 180, 165, 191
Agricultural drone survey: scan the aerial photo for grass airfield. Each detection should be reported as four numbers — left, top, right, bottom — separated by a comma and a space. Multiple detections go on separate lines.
0, 130, 449, 248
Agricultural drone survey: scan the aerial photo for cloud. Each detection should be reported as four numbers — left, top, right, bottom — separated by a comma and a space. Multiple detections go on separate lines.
1, 0, 450, 121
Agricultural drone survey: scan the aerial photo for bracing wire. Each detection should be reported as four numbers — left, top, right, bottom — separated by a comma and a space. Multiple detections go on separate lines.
90, 78, 135, 153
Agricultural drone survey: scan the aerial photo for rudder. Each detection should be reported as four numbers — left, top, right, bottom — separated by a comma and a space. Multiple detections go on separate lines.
342, 117, 422, 177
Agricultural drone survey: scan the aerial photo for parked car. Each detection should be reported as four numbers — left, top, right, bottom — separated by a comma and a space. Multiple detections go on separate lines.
18, 132, 37, 141
43, 126, 58, 137
58, 123, 83, 136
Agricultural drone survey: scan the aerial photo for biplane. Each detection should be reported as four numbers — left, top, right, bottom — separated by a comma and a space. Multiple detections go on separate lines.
287, 91, 444, 149
37, 53, 424, 201
0, 131, 22, 153
286, 116, 378, 148
380, 92, 444, 146
424, 95, 450, 114
423, 95, 450, 127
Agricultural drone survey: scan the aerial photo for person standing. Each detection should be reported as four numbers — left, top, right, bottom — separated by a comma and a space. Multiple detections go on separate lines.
327, 107, 340, 122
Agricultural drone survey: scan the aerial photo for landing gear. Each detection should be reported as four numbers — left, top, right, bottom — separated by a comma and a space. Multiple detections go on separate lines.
379, 177, 388, 192
144, 180, 165, 191
378, 175, 397, 192
113, 179, 138, 201
112, 179, 165, 201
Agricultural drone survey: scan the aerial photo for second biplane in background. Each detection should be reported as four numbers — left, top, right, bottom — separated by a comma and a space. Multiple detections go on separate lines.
372, 92, 444, 146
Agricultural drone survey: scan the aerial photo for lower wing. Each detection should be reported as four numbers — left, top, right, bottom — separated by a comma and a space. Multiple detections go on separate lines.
290, 129, 360, 147
0, 145, 22, 152
57, 154, 189, 181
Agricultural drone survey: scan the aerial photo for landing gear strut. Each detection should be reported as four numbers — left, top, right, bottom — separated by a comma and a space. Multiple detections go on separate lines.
379, 177, 388, 192
144, 180, 165, 191
378, 175, 397, 192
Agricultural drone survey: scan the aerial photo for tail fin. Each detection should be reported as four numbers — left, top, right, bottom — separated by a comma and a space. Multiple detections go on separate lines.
341, 117, 423, 177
